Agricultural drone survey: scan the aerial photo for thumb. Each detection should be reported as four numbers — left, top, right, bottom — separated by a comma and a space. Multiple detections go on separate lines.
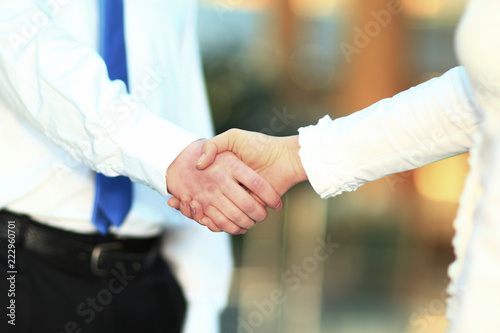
196, 130, 235, 170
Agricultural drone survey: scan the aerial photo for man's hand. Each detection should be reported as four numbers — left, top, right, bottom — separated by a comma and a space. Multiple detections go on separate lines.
167, 130, 308, 231
166, 139, 283, 235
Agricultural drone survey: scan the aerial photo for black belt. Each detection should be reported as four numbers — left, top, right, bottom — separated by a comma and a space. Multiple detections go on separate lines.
0, 210, 162, 277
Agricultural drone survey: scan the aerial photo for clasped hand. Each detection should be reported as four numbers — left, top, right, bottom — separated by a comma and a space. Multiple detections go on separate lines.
167, 131, 307, 234
166, 139, 284, 234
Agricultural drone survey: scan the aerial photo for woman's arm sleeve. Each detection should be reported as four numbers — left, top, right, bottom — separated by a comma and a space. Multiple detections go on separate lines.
298, 66, 482, 198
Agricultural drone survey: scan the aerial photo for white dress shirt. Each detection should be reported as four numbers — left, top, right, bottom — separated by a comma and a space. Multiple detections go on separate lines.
298, 0, 500, 331
0, 1, 232, 332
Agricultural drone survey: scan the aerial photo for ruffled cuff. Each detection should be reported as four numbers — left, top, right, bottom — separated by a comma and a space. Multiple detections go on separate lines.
298, 115, 361, 199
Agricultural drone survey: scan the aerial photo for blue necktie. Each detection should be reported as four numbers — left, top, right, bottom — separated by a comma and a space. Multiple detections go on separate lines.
92, 0, 133, 235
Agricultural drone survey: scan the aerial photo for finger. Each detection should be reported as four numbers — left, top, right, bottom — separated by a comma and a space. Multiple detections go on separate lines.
167, 197, 181, 210
179, 195, 193, 219
220, 182, 269, 222
207, 188, 257, 229
209, 165, 268, 223
249, 192, 266, 210
204, 205, 246, 235
189, 200, 205, 223
232, 162, 283, 211
199, 215, 222, 232
197, 130, 236, 170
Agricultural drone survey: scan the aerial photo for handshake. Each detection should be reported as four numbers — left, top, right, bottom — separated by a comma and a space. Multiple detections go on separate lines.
166, 129, 308, 235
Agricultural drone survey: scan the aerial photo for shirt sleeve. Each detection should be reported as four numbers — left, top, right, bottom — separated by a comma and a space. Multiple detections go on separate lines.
298, 66, 482, 199
0, 2, 201, 196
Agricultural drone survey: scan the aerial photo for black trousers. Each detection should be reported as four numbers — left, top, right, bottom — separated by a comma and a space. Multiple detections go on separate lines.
0, 212, 186, 333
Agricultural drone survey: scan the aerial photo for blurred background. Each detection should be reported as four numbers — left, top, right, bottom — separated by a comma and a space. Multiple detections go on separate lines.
196, 0, 469, 332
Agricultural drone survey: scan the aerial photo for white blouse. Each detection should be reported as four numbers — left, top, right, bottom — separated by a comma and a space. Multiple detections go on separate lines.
298, 0, 500, 331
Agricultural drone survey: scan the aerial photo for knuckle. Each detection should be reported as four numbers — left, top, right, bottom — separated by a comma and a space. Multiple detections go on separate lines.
214, 218, 229, 231
210, 169, 229, 184
238, 216, 256, 230
242, 200, 257, 214
216, 219, 240, 235
203, 183, 217, 194
251, 176, 265, 191
226, 128, 238, 137
229, 210, 245, 223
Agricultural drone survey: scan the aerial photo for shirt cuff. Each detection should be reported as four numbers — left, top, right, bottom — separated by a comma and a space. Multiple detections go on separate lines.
298, 115, 360, 199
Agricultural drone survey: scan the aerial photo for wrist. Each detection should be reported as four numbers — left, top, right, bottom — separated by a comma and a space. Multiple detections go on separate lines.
284, 135, 308, 186
166, 139, 205, 194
